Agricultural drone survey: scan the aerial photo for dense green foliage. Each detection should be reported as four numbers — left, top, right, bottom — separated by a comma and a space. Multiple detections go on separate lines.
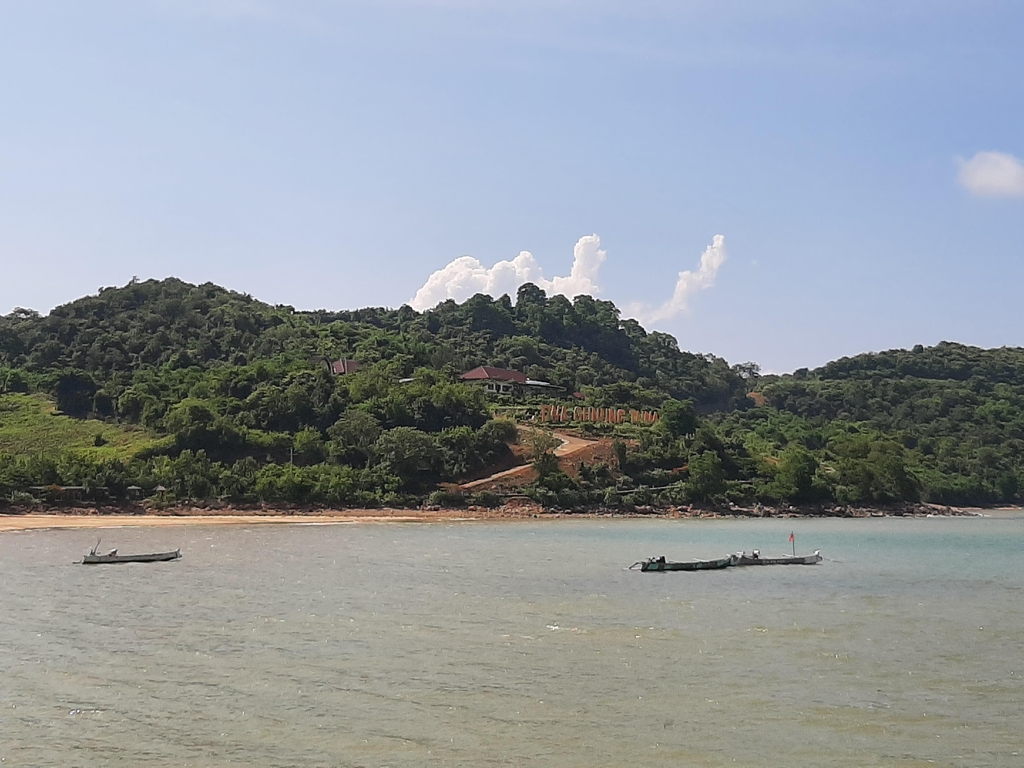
0, 278, 738, 504
1, 279, 1022, 508
747, 343, 1024, 505
600, 342, 1024, 509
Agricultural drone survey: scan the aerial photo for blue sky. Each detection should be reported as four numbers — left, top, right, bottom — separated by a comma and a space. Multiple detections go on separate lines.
1, 1, 1021, 372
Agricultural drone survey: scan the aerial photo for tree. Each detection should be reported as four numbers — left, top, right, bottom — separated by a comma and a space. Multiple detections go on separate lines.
54, 372, 97, 417
327, 410, 382, 466
294, 427, 326, 464
834, 439, 919, 503
164, 398, 216, 434
774, 446, 818, 501
371, 427, 441, 490
867, 442, 919, 502
522, 428, 561, 459
996, 471, 1019, 502
532, 450, 561, 480
687, 450, 726, 502
659, 399, 698, 438
0, 367, 28, 393
611, 439, 628, 470
436, 420, 516, 479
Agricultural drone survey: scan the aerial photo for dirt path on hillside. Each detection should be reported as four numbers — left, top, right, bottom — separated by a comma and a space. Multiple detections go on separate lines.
459, 431, 597, 491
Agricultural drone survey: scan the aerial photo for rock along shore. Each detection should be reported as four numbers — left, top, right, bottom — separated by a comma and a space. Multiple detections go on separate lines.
0, 498, 991, 532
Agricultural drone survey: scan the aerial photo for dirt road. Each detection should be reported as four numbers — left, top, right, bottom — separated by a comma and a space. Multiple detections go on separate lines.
459, 431, 597, 491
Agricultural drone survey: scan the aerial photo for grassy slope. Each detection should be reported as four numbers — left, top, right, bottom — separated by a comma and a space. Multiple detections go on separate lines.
0, 393, 163, 460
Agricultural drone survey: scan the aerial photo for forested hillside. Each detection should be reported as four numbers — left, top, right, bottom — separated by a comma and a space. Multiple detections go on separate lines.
739, 343, 1024, 505
1, 278, 1022, 509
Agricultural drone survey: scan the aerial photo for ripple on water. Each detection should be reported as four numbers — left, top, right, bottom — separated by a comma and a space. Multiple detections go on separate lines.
1, 517, 1023, 766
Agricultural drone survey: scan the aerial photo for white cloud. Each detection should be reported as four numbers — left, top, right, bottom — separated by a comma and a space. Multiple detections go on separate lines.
628, 235, 727, 325
409, 235, 605, 310
957, 151, 1024, 198
409, 233, 727, 325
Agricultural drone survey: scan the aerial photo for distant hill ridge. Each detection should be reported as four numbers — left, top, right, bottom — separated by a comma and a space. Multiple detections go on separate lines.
0, 277, 748, 410
5, 277, 1021, 388
1, 278, 1022, 508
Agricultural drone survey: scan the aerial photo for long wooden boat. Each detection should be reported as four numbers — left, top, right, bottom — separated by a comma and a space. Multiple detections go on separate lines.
82, 549, 181, 565
634, 554, 737, 572
734, 550, 822, 566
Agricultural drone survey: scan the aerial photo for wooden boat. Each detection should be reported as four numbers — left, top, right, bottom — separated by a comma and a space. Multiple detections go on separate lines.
82, 548, 182, 564
734, 549, 822, 566
633, 554, 737, 572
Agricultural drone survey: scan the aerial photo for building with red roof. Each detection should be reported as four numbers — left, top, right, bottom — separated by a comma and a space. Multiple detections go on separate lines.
459, 366, 526, 395
331, 359, 362, 375
459, 366, 561, 397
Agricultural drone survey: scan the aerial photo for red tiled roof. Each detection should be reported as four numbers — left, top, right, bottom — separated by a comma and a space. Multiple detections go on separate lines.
459, 366, 527, 384
331, 359, 362, 375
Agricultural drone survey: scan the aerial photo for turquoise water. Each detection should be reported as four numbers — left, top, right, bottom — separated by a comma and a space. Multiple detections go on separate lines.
2, 516, 1023, 766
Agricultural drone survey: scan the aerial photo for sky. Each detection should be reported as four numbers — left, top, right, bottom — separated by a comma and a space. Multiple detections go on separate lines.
1, 0, 1022, 372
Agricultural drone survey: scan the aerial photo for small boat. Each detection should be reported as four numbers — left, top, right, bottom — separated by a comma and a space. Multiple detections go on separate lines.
82, 544, 182, 565
631, 554, 737, 572
734, 549, 822, 566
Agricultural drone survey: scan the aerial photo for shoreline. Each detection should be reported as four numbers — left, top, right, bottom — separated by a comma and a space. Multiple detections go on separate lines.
2, 502, 1018, 533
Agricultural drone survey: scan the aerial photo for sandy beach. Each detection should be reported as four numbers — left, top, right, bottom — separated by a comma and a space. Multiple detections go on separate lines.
0, 509, 490, 532
1, 502, 1016, 532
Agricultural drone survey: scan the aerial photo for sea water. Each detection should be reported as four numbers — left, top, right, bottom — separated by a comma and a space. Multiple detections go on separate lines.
2, 516, 1022, 767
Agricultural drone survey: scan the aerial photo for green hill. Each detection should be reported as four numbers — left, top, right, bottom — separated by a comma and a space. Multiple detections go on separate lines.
0, 393, 164, 461
1, 278, 1022, 508
0, 278, 744, 411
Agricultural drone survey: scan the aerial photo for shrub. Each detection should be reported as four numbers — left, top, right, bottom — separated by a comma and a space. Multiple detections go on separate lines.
472, 490, 502, 508
426, 489, 467, 508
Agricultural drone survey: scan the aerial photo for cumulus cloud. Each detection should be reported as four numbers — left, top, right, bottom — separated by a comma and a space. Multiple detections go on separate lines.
409, 233, 727, 326
409, 235, 606, 310
628, 235, 727, 325
957, 151, 1024, 198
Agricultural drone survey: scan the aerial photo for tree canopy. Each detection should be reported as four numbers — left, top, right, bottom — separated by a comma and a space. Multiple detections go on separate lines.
1, 279, 1022, 508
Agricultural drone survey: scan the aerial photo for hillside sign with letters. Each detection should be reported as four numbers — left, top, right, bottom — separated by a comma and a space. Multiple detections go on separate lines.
539, 405, 660, 425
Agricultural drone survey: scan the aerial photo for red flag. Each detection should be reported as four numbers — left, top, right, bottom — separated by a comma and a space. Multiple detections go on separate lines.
788, 532, 795, 542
